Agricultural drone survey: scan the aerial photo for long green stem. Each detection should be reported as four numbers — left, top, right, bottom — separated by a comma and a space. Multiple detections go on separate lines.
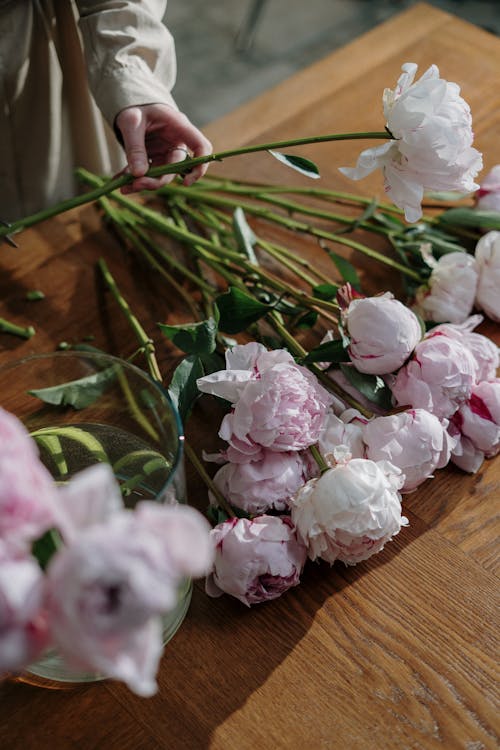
1, 131, 391, 238
184, 442, 235, 518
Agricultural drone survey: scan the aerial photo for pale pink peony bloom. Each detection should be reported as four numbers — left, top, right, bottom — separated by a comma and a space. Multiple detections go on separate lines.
449, 380, 500, 473
210, 450, 309, 515
205, 515, 307, 606
426, 315, 499, 382
343, 293, 422, 375
474, 231, 500, 322
0, 407, 57, 550
318, 411, 366, 461
363, 408, 455, 491
475, 164, 500, 212
390, 334, 477, 418
0, 542, 49, 674
412, 252, 478, 324
340, 63, 482, 222
197, 343, 333, 455
290, 453, 407, 565
46, 502, 213, 697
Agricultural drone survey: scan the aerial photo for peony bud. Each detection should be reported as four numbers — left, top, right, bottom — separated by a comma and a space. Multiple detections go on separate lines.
412, 252, 478, 324
474, 231, 500, 322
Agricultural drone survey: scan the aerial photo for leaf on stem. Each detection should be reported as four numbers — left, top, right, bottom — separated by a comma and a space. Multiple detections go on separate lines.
303, 339, 350, 364
158, 316, 219, 355
233, 207, 258, 265
312, 283, 339, 300
268, 150, 320, 179
168, 351, 224, 424
339, 364, 393, 410
438, 207, 500, 230
215, 287, 273, 334
28, 367, 117, 410
324, 246, 362, 291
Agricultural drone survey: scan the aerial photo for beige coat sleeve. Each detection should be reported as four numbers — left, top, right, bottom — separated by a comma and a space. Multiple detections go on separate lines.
76, 0, 178, 127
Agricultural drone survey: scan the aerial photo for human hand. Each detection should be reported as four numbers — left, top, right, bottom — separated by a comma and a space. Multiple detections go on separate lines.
114, 103, 213, 193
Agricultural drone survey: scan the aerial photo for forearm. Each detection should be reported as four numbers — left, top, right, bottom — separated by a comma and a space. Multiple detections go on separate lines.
75, 0, 178, 126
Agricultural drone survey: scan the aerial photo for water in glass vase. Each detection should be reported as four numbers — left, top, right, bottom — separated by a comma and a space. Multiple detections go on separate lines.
32, 422, 174, 504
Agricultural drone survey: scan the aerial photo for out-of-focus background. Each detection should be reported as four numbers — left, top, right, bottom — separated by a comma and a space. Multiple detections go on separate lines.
166, 0, 499, 126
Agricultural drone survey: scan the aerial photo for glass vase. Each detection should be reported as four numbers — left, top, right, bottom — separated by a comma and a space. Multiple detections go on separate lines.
0, 350, 191, 688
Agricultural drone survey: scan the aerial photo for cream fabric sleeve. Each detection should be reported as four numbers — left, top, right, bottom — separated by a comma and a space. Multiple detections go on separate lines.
76, 0, 178, 127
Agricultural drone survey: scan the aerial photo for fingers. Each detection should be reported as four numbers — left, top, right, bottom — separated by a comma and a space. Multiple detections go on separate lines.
115, 107, 149, 177
181, 134, 213, 187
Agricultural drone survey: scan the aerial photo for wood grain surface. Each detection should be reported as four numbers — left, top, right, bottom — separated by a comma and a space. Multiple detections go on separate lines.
0, 4, 499, 749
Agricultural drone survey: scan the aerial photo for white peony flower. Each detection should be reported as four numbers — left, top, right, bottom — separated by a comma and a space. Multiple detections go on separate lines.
412, 252, 478, 324
340, 63, 482, 222
474, 231, 500, 322
290, 454, 407, 565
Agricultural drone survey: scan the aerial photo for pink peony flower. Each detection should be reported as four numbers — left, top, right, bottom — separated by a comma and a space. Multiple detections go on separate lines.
412, 252, 478, 324
363, 408, 455, 491
475, 165, 500, 212
205, 515, 307, 606
426, 315, 499, 382
46, 502, 213, 697
340, 62, 482, 222
0, 542, 49, 674
390, 334, 477, 418
0, 408, 58, 550
474, 231, 500, 322
449, 380, 500, 473
290, 452, 407, 565
197, 343, 333, 455
343, 293, 422, 375
210, 450, 309, 515
318, 411, 366, 461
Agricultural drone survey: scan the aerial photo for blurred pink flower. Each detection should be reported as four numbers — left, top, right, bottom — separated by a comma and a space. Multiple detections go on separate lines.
426, 315, 499, 382
0, 542, 48, 674
343, 293, 422, 375
211, 450, 309, 515
412, 252, 478, 324
206, 516, 307, 606
364, 408, 455, 491
449, 380, 500, 473
474, 231, 500, 322
475, 165, 500, 211
340, 62, 482, 222
0, 408, 57, 550
198, 343, 333, 454
291, 454, 406, 565
390, 334, 477, 418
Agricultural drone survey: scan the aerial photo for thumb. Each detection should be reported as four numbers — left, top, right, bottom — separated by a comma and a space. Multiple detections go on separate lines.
116, 107, 149, 177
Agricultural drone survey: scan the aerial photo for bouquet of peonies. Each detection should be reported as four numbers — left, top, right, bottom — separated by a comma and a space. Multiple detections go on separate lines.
0, 407, 213, 696
1, 61, 499, 693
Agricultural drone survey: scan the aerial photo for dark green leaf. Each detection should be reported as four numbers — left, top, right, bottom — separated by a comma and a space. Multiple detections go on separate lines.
168, 354, 204, 424
268, 150, 320, 179
312, 283, 339, 300
215, 287, 272, 334
233, 207, 258, 265
29, 367, 117, 410
339, 364, 393, 410
294, 309, 318, 330
303, 339, 350, 364
326, 249, 362, 291
158, 317, 218, 355
32, 529, 62, 571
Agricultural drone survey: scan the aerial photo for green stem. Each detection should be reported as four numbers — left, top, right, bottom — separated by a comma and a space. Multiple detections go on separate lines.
309, 444, 329, 474
184, 442, 235, 518
0, 317, 35, 339
1, 131, 391, 238
97, 257, 163, 382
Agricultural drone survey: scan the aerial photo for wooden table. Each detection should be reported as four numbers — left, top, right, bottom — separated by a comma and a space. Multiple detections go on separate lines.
0, 4, 499, 748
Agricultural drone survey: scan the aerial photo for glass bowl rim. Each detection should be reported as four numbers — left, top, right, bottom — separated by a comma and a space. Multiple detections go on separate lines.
0, 350, 185, 492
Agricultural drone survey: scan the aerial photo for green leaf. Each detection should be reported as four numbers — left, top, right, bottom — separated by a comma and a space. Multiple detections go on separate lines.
339, 364, 393, 410
437, 207, 500, 230
326, 249, 362, 291
303, 339, 350, 364
32, 529, 62, 571
28, 367, 117, 410
312, 283, 339, 301
31, 426, 108, 463
26, 290, 45, 301
158, 317, 218, 355
268, 150, 320, 179
168, 355, 205, 424
215, 287, 272, 334
232, 207, 258, 265
424, 191, 472, 202
294, 310, 318, 330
